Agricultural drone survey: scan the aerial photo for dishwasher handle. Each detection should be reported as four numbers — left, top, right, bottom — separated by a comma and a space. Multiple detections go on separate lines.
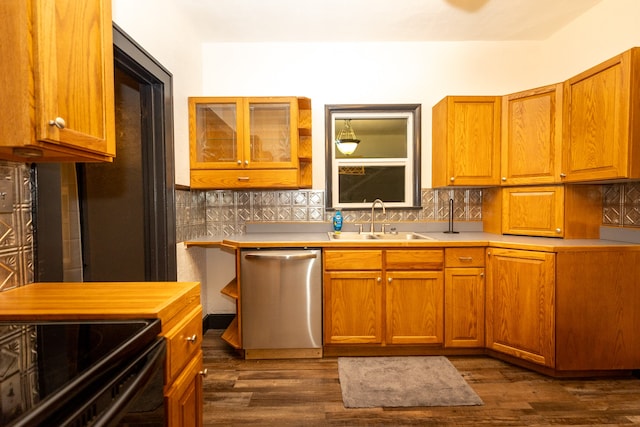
244, 252, 317, 261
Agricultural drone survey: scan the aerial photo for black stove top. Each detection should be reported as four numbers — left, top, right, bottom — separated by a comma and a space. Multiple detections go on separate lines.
0, 319, 161, 426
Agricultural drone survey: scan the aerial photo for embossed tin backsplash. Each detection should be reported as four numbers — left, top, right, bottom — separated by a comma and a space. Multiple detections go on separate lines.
176, 188, 484, 241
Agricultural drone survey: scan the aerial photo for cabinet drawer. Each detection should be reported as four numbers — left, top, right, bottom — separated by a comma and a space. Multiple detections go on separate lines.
445, 248, 485, 267
324, 250, 382, 270
164, 305, 203, 383
386, 249, 443, 270
190, 168, 299, 189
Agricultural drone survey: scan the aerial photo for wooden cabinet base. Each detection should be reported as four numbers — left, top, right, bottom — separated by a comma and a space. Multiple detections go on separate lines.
245, 348, 322, 360
323, 345, 483, 358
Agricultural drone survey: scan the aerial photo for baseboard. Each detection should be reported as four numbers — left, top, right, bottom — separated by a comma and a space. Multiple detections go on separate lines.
203, 313, 235, 332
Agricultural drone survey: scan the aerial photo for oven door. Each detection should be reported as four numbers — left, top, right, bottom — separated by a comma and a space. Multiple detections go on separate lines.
40, 338, 166, 427
65, 337, 166, 426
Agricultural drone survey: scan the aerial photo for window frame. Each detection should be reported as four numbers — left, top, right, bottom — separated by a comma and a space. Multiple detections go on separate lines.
325, 104, 421, 209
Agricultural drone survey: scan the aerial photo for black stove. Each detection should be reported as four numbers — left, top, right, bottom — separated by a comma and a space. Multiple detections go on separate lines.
0, 318, 164, 426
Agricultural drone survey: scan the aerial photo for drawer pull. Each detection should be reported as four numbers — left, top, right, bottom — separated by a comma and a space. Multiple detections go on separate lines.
237, 176, 250, 181
458, 256, 473, 262
199, 368, 208, 378
186, 334, 198, 343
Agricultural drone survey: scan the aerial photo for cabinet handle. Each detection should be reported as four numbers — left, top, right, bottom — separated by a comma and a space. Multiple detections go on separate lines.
245, 160, 249, 166
199, 368, 208, 378
458, 256, 473, 262
377, 277, 382, 282
186, 334, 198, 343
449, 177, 455, 182
237, 160, 242, 165
237, 177, 250, 181
487, 251, 491, 256
560, 173, 567, 178
556, 228, 562, 233
48, 117, 66, 129
480, 272, 484, 278
388, 277, 392, 283
501, 177, 507, 182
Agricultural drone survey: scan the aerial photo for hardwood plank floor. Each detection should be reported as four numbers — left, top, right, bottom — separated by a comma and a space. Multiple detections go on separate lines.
202, 330, 640, 426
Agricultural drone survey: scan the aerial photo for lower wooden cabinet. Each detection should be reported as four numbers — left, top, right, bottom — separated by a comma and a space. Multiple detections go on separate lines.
166, 350, 204, 427
323, 248, 444, 347
444, 247, 486, 348
486, 247, 555, 368
163, 305, 204, 426
386, 271, 443, 345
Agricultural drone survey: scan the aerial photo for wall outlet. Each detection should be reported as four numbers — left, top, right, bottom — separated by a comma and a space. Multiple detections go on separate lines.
0, 180, 14, 213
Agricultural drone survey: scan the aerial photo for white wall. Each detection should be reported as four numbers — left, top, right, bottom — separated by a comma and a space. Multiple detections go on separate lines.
112, 0, 202, 187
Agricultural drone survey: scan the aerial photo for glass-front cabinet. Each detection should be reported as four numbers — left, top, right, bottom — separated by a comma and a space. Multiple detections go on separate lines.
189, 96, 312, 189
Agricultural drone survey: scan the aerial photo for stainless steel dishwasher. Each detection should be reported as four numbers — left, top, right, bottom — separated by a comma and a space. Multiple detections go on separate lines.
240, 248, 322, 359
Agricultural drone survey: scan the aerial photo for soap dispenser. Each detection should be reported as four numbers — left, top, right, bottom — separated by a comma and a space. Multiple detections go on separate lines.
333, 210, 343, 233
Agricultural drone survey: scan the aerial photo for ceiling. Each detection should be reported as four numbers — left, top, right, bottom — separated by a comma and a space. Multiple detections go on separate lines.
179, 0, 602, 43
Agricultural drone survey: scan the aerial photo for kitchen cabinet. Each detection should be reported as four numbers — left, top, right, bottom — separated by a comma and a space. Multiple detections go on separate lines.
432, 96, 501, 187
323, 250, 383, 344
486, 248, 555, 368
189, 96, 312, 189
555, 250, 640, 371
501, 84, 563, 185
323, 248, 444, 347
444, 248, 485, 348
482, 184, 602, 238
0, 0, 116, 162
164, 304, 204, 418
562, 47, 640, 182
166, 349, 204, 427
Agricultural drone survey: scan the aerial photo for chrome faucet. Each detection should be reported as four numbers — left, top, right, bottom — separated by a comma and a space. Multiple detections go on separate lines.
370, 198, 386, 234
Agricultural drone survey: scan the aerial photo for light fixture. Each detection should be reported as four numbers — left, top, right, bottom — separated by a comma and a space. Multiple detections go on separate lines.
335, 119, 360, 155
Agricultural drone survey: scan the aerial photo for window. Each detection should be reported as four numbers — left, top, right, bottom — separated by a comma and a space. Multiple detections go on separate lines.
325, 104, 421, 209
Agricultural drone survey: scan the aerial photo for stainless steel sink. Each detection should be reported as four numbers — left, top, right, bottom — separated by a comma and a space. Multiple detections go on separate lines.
327, 231, 436, 241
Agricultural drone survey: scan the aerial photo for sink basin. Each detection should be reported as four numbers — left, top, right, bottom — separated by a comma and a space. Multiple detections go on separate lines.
327, 231, 436, 241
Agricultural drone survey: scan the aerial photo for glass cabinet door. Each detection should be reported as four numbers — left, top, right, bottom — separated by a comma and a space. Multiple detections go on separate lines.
192, 98, 243, 168
244, 98, 297, 168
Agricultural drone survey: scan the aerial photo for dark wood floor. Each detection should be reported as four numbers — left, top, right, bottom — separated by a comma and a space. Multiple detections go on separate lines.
202, 330, 640, 426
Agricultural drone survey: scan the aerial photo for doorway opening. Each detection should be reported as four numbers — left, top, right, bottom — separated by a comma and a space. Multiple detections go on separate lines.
33, 24, 176, 282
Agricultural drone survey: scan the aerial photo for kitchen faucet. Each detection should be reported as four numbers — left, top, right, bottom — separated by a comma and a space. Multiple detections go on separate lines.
370, 198, 386, 234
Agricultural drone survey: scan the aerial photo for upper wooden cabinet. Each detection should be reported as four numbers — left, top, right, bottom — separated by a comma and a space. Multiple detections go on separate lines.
562, 47, 640, 182
432, 96, 501, 187
189, 96, 312, 189
483, 185, 602, 239
0, 0, 116, 162
501, 84, 563, 185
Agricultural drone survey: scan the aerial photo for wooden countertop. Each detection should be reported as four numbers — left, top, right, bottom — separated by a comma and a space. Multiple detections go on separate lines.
0, 282, 201, 324
184, 231, 640, 253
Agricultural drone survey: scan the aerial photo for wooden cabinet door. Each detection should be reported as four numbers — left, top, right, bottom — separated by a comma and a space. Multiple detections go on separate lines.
562, 48, 640, 181
166, 350, 203, 427
386, 271, 444, 345
34, 0, 115, 157
323, 271, 383, 344
486, 248, 555, 367
0, 0, 115, 161
444, 267, 485, 347
189, 97, 244, 169
502, 186, 564, 237
432, 96, 501, 187
502, 84, 562, 185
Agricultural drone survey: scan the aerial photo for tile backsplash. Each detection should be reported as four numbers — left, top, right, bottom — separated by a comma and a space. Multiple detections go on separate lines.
176, 188, 484, 242
602, 182, 640, 226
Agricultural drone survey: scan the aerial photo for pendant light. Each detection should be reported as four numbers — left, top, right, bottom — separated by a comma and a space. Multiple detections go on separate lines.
335, 119, 360, 155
